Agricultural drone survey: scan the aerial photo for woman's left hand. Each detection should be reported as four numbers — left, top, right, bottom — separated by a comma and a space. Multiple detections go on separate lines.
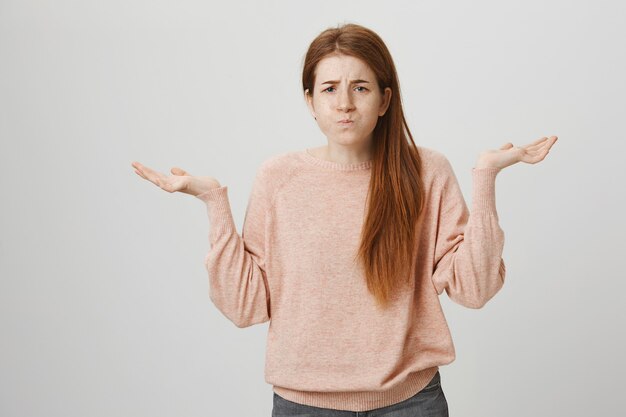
475, 136, 558, 170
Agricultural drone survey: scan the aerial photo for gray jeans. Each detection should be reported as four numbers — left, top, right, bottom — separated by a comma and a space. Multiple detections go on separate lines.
272, 370, 449, 417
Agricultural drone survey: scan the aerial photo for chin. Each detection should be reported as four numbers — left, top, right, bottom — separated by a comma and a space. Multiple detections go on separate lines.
328, 133, 370, 145
327, 138, 360, 147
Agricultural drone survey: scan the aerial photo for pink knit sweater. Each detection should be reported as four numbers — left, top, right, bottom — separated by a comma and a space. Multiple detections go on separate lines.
195, 146, 506, 412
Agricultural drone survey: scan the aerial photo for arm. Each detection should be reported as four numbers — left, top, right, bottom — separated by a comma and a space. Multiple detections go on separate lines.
431, 157, 506, 309
195, 164, 271, 327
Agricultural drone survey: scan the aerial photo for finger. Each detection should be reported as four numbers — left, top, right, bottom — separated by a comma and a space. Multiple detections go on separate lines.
140, 165, 160, 178
171, 167, 190, 176
522, 137, 549, 150
159, 177, 187, 193
140, 170, 164, 187
527, 135, 559, 151
544, 136, 558, 150
131, 162, 169, 188
132, 161, 151, 172
137, 165, 166, 186
133, 162, 154, 177
530, 137, 558, 154
522, 147, 551, 164
520, 153, 542, 164
132, 163, 150, 181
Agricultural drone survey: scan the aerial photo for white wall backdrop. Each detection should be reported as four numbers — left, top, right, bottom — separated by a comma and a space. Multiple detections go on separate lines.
1, 0, 624, 416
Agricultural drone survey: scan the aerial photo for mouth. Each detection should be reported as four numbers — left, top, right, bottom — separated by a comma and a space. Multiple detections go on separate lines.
338, 119, 354, 124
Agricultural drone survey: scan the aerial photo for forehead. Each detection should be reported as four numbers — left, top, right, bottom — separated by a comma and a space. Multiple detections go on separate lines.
314, 54, 375, 84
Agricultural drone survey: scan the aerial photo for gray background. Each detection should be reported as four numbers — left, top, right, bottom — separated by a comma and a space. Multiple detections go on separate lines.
1, 0, 624, 416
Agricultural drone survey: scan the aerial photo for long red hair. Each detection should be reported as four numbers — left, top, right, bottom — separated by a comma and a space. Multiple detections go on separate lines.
302, 23, 426, 309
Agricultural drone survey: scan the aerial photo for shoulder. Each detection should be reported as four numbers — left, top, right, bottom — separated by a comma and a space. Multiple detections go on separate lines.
256, 150, 300, 179
251, 150, 302, 198
259, 150, 296, 169
416, 145, 454, 177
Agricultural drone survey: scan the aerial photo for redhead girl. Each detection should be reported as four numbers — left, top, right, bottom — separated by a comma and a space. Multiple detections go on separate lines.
132, 23, 557, 417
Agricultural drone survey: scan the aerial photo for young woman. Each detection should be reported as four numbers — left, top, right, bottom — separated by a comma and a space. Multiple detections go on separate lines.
132, 23, 557, 417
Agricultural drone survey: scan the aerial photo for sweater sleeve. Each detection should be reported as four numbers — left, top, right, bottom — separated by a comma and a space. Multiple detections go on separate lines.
194, 165, 271, 328
431, 157, 507, 309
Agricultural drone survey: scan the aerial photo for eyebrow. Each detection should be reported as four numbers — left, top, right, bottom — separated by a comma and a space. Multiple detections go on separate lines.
320, 79, 370, 85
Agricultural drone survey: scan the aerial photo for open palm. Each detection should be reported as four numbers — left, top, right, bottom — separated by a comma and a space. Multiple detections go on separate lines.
476, 136, 558, 170
131, 161, 220, 197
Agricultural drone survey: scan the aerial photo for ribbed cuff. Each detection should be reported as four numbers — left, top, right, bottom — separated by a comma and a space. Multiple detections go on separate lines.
195, 186, 236, 236
470, 167, 500, 215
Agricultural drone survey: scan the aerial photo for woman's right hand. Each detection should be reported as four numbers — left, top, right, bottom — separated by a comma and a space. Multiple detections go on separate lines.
131, 161, 221, 197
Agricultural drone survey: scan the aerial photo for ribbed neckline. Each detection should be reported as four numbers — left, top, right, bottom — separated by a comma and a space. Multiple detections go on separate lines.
299, 148, 372, 171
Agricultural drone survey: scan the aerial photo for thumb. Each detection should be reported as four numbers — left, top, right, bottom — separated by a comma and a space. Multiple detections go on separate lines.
500, 142, 514, 150
171, 167, 190, 176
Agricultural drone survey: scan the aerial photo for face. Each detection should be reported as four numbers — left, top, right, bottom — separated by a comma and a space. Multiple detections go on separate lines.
305, 54, 392, 148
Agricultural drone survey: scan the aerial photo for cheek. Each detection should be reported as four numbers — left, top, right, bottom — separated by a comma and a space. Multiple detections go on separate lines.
361, 102, 382, 121
362, 104, 383, 129
366, 97, 383, 113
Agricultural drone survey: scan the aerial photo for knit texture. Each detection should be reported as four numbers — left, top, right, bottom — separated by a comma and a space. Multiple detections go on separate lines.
195, 146, 506, 412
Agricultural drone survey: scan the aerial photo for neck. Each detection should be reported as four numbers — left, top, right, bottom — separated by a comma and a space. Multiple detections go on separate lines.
321, 138, 373, 164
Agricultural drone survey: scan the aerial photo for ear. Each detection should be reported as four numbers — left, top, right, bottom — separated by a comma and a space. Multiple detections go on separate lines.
378, 87, 392, 117
304, 88, 317, 119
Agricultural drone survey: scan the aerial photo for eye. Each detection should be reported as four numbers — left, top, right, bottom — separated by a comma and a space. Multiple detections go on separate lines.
322, 86, 368, 93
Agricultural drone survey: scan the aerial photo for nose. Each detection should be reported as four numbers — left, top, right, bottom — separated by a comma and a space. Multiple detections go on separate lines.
337, 87, 355, 112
